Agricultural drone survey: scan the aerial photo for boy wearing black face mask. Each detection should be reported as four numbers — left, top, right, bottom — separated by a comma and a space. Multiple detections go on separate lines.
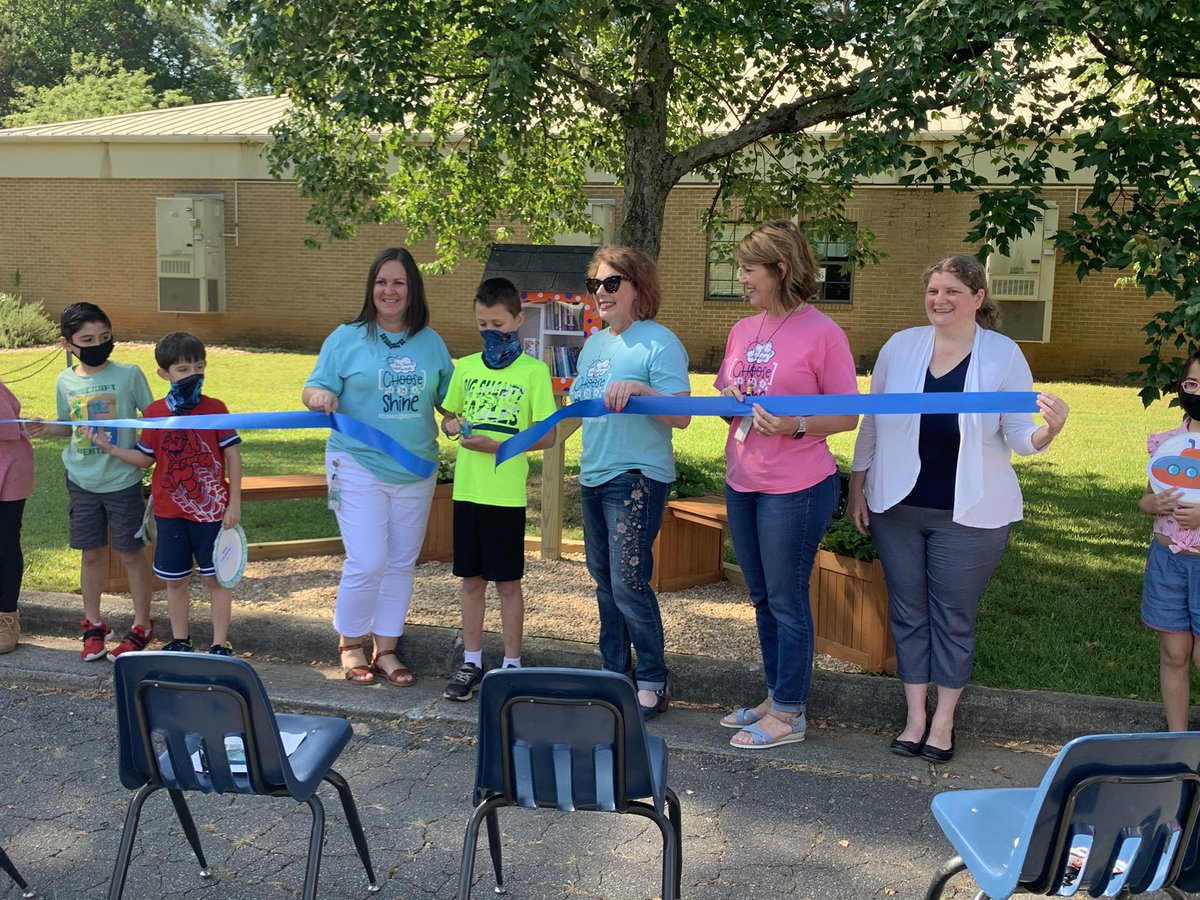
438, 278, 556, 700
28, 302, 156, 661
91, 331, 242, 657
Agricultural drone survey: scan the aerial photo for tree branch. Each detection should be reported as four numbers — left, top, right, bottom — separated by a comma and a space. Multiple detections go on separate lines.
544, 60, 621, 113
1086, 31, 1200, 119
669, 86, 858, 180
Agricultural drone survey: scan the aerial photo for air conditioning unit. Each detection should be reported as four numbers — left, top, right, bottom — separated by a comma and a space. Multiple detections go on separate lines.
156, 197, 226, 313
987, 203, 1058, 343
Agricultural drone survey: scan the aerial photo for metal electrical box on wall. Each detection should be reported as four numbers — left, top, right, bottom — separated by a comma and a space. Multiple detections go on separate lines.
156, 197, 226, 313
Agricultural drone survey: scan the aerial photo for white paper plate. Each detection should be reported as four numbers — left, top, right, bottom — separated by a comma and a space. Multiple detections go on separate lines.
1148, 433, 1200, 502
213, 523, 248, 588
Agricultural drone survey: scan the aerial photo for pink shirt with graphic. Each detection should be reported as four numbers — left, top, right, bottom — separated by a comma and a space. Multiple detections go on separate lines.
1148, 419, 1200, 553
714, 305, 858, 494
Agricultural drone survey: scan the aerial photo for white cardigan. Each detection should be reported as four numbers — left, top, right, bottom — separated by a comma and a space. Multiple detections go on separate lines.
851, 325, 1043, 528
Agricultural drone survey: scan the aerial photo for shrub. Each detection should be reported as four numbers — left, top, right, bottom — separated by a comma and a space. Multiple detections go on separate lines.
820, 516, 878, 562
0, 293, 57, 348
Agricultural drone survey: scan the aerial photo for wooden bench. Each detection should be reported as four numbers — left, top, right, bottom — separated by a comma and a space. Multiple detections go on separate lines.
103, 475, 454, 592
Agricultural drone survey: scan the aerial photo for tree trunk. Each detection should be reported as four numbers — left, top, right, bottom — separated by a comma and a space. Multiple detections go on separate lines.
616, 10, 676, 260
619, 148, 673, 259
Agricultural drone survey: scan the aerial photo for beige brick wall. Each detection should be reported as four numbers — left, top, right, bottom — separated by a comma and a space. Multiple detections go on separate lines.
0, 178, 1170, 380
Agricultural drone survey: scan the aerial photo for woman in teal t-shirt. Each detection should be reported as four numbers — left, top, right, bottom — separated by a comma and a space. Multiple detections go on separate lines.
569, 246, 691, 719
302, 247, 453, 688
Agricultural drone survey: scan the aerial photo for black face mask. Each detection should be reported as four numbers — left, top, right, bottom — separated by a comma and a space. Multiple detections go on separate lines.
72, 338, 114, 368
1180, 392, 1200, 420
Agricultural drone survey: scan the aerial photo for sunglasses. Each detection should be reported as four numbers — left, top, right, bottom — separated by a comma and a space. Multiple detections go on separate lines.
1183, 379, 1200, 394
584, 274, 633, 295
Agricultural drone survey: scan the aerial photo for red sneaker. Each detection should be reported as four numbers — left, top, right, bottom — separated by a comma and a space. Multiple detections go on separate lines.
106, 620, 156, 661
80, 619, 111, 661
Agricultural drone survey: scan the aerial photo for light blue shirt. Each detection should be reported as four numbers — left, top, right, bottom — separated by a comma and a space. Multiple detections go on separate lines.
569, 319, 690, 487
306, 323, 453, 483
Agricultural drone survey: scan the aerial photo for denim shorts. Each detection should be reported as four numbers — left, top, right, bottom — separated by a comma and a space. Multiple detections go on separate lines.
1142, 539, 1200, 635
153, 516, 222, 580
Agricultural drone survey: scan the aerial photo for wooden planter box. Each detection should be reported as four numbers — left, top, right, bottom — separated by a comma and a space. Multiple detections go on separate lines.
418, 482, 454, 563
809, 549, 896, 674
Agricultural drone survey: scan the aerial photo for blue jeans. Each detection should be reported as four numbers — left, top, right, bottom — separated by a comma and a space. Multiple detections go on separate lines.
581, 472, 670, 691
726, 474, 839, 713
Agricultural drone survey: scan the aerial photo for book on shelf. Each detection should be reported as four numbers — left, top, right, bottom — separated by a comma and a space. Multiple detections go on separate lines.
522, 337, 540, 358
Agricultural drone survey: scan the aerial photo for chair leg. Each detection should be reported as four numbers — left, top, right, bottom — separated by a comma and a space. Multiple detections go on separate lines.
0, 844, 32, 895
301, 794, 327, 900
458, 796, 506, 900
666, 788, 683, 898
923, 855, 967, 900
626, 801, 680, 900
484, 808, 505, 894
323, 770, 380, 891
166, 789, 210, 877
107, 783, 158, 900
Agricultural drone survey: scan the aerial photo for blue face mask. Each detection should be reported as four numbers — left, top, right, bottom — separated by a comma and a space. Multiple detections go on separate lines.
481, 329, 522, 369
167, 373, 204, 413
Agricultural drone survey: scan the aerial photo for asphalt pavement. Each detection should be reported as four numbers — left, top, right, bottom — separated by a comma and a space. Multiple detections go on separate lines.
0, 587, 1184, 900
0, 634, 1062, 900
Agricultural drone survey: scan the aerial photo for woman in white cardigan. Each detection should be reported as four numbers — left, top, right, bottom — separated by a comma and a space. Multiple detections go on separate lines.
848, 255, 1069, 762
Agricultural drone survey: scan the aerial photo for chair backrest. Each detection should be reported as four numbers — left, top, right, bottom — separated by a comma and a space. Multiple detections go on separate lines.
473, 668, 665, 814
1013, 732, 1200, 895
113, 652, 296, 798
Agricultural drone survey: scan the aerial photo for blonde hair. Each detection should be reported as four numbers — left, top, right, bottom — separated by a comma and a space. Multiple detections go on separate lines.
735, 221, 820, 316
587, 246, 663, 320
923, 255, 1002, 331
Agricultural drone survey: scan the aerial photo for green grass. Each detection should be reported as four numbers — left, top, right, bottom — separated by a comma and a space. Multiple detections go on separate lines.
2, 345, 1179, 702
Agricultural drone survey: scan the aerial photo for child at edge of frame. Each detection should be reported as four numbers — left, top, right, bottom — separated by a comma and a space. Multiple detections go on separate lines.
27, 301, 156, 662
89, 331, 243, 656
1140, 347, 1200, 732
439, 276, 557, 701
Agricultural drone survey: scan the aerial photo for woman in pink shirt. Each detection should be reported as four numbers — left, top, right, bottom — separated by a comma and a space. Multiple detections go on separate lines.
714, 221, 859, 749
0, 379, 35, 653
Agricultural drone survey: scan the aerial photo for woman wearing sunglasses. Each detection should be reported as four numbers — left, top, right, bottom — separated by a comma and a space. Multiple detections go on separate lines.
568, 246, 691, 719
849, 255, 1068, 761
714, 221, 860, 749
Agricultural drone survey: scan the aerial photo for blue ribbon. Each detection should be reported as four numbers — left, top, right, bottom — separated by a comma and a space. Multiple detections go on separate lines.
10, 410, 437, 480
493, 391, 1041, 466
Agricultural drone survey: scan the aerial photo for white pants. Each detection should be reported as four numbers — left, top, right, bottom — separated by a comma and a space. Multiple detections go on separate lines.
327, 450, 436, 638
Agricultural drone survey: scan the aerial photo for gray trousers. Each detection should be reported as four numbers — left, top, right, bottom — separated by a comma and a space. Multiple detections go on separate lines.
869, 504, 1011, 689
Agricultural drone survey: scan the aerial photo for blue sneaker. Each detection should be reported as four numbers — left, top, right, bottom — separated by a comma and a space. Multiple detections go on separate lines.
161, 637, 193, 653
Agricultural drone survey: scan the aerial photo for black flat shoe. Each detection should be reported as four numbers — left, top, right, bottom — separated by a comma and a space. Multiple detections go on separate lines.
640, 686, 669, 720
920, 730, 955, 763
889, 725, 930, 758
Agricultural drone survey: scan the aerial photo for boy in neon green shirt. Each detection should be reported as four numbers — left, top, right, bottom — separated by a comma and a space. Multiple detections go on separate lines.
440, 278, 556, 700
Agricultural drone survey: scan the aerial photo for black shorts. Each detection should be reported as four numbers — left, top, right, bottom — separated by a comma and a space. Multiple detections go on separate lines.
452, 501, 526, 583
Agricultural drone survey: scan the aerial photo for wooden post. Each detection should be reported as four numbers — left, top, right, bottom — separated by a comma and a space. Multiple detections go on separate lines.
540, 405, 582, 560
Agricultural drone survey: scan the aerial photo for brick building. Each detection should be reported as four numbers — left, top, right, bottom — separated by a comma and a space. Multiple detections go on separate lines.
0, 96, 1165, 379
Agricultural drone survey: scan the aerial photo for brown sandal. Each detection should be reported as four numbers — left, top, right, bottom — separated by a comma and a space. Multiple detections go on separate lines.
371, 650, 415, 687
340, 643, 375, 685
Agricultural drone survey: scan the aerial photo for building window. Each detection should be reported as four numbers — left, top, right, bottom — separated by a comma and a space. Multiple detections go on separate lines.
813, 232, 853, 304
708, 221, 854, 304
706, 222, 754, 301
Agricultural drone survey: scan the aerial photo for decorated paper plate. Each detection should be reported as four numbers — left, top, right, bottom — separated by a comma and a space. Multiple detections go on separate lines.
1148, 433, 1200, 502
213, 524, 248, 588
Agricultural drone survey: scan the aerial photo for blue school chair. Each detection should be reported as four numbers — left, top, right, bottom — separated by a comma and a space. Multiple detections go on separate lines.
924, 731, 1200, 899
0, 843, 33, 897
456, 667, 683, 899
109, 652, 379, 899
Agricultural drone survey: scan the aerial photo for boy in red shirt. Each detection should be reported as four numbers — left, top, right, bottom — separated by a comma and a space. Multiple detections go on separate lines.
92, 332, 242, 654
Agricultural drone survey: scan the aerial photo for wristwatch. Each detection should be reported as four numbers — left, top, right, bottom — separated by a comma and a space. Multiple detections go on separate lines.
793, 417, 807, 439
